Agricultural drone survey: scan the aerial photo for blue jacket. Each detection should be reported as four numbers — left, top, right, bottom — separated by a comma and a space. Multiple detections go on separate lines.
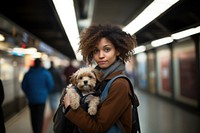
21, 67, 54, 104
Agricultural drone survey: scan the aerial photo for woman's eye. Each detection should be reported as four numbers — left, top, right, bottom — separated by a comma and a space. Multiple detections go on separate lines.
104, 48, 110, 52
93, 49, 98, 54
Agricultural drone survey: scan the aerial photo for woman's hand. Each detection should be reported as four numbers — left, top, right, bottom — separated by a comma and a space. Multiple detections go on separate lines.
63, 92, 70, 108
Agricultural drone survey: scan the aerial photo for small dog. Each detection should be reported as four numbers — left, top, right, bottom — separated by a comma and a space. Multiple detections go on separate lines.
66, 67, 102, 115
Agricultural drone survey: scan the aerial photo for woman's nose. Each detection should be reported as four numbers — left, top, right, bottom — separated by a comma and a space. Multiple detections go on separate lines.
99, 51, 104, 58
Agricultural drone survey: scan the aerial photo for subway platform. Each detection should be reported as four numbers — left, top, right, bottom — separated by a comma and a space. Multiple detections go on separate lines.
5, 89, 200, 133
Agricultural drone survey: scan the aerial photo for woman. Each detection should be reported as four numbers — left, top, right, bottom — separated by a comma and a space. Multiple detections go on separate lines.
63, 24, 137, 133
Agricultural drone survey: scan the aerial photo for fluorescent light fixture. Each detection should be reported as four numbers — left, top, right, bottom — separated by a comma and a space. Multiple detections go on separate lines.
134, 45, 146, 54
123, 0, 180, 34
12, 48, 25, 54
52, 0, 82, 61
151, 37, 173, 47
12, 47, 38, 55
11, 48, 25, 56
171, 26, 200, 40
0, 34, 5, 41
24, 47, 37, 54
31, 52, 42, 59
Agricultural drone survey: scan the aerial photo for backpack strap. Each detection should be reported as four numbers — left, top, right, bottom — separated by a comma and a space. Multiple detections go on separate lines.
101, 74, 130, 102
101, 75, 139, 108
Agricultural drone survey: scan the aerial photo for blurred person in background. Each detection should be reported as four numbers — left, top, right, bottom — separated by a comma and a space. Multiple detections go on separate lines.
63, 59, 78, 86
0, 79, 5, 133
21, 58, 54, 133
42, 61, 64, 133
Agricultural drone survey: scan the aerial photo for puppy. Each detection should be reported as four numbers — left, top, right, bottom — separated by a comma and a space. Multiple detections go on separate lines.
66, 67, 102, 115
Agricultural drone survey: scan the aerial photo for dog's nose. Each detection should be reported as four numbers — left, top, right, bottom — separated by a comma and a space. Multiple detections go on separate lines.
84, 80, 88, 85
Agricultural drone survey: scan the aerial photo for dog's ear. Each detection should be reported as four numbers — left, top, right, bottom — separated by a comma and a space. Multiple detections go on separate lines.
92, 69, 103, 82
69, 72, 77, 85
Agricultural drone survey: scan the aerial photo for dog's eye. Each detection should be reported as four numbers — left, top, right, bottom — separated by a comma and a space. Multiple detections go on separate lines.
89, 76, 93, 79
79, 76, 83, 80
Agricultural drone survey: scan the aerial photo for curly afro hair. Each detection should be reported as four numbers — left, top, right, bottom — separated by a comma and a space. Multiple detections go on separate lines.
78, 24, 137, 64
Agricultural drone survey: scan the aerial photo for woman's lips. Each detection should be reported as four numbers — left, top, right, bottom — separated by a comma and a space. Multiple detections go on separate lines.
98, 61, 106, 65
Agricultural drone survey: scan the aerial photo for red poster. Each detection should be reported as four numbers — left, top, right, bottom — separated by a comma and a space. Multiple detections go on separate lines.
160, 58, 171, 92
179, 52, 198, 100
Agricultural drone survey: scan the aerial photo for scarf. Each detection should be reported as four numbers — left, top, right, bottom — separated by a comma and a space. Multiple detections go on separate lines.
95, 58, 125, 80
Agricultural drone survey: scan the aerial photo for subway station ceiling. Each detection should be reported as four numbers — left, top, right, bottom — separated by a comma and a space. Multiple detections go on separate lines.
0, 0, 199, 59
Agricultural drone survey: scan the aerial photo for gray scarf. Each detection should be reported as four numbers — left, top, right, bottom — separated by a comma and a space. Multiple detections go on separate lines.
95, 58, 125, 80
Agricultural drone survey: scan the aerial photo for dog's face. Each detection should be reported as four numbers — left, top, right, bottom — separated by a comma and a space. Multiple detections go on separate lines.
70, 67, 102, 93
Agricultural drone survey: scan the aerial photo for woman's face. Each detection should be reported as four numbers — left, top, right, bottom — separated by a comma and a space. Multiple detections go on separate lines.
93, 38, 119, 69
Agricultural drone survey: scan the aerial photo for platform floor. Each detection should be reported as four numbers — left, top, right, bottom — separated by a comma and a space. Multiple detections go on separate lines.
5, 89, 200, 133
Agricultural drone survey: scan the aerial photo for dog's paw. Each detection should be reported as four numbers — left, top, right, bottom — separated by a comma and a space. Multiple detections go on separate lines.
69, 92, 80, 110
88, 106, 97, 115
70, 100, 80, 110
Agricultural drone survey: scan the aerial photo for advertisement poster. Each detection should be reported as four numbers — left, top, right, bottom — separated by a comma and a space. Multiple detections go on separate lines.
160, 57, 171, 92
179, 51, 198, 100
173, 39, 198, 106
147, 52, 156, 94
136, 53, 147, 90
156, 48, 171, 97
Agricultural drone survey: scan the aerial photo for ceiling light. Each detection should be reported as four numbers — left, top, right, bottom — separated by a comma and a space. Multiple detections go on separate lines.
31, 52, 42, 59
123, 0, 180, 34
134, 45, 146, 54
171, 26, 200, 40
0, 34, 5, 41
11, 47, 38, 56
24, 47, 37, 54
151, 37, 173, 47
52, 0, 82, 61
